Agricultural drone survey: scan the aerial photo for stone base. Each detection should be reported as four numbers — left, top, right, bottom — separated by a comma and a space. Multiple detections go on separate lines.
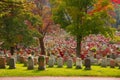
48, 65, 54, 67
27, 67, 34, 70
84, 67, 91, 70
38, 66, 46, 70
76, 66, 82, 69
9, 66, 16, 69
110, 66, 115, 68
0, 66, 6, 69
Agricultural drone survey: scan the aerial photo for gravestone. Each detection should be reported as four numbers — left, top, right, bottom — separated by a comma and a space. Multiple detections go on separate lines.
0, 56, 6, 69
101, 57, 107, 67
38, 55, 46, 70
76, 58, 82, 69
115, 55, 120, 69
84, 57, 91, 70
57, 57, 63, 67
67, 57, 73, 68
110, 59, 115, 68
48, 56, 55, 67
27, 56, 34, 70
9, 58, 16, 69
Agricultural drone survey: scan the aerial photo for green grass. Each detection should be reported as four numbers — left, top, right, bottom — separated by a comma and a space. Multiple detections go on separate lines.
0, 63, 120, 77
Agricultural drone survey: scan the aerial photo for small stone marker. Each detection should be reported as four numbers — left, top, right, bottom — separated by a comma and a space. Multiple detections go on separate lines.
27, 56, 34, 70
84, 57, 91, 70
48, 56, 55, 67
0, 56, 6, 69
101, 57, 107, 67
76, 58, 82, 69
57, 57, 63, 67
9, 57, 16, 69
67, 57, 73, 68
38, 55, 46, 70
110, 59, 115, 68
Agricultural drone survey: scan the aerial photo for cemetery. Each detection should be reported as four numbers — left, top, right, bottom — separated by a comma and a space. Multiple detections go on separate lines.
1, 0, 120, 78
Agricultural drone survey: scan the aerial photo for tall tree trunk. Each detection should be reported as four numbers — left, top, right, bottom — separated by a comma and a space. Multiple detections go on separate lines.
76, 36, 82, 58
39, 37, 46, 55
10, 46, 14, 55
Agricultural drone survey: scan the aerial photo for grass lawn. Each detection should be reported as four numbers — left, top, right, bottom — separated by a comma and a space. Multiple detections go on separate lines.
0, 63, 120, 77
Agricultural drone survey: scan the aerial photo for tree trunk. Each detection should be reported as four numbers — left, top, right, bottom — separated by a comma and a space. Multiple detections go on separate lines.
10, 46, 14, 55
76, 36, 82, 58
39, 37, 46, 55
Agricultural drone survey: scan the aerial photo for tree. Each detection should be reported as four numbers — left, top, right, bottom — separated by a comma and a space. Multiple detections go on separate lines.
25, 0, 52, 55
0, 0, 41, 55
51, 0, 116, 57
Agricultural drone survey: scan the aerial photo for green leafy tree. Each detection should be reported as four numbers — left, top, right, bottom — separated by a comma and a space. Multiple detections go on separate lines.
0, 0, 41, 55
51, 0, 116, 57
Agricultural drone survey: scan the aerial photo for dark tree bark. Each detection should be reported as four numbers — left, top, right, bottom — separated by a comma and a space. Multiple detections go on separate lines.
39, 37, 46, 55
10, 46, 14, 55
76, 36, 82, 58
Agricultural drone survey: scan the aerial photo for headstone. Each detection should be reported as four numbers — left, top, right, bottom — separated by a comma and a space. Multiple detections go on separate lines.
17, 54, 20, 62
84, 57, 91, 70
67, 57, 73, 68
57, 57, 63, 67
115, 55, 120, 69
76, 58, 82, 69
110, 59, 115, 68
0, 56, 6, 69
101, 57, 107, 67
38, 55, 46, 70
27, 56, 34, 70
48, 56, 54, 67
9, 58, 16, 69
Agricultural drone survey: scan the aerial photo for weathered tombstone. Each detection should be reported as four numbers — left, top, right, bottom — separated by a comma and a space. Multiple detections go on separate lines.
9, 57, 16, 69
115, 55, 120, 69
0, 56, 6, 69
67, 57, 73, 68
27, 56, 34, 70
17, 54, 20, 62
38, 55, 46, 70
84, 57, 91, 70
101, 57, 107, 67
110, 59, 115, 68
76, 58, 82, 69
48, 56, 54, 67
57, 57, 63, 67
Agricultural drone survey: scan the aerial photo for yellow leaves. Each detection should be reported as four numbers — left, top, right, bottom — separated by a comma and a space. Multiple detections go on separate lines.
88, 0, 114, 15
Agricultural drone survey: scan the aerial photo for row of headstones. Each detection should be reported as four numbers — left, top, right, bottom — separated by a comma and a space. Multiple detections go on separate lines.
1, 55, 120, 70
26, 56, 91, 70
99, 57, 120, 68
0, 55, 46, 70
0, 56, 15, 69
17, 55, 90, 70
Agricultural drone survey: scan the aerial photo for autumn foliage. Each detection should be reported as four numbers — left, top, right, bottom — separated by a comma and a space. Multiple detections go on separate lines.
88, 0, 114, 15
